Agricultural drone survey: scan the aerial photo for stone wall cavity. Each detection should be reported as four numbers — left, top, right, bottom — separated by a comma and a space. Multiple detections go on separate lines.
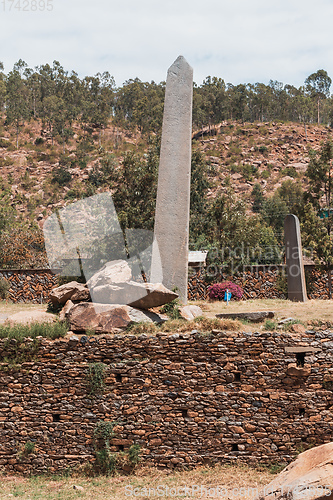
0, 330, 333, 475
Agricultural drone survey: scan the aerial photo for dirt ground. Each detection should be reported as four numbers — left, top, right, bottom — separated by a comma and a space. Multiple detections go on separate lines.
196, 298, 333, 325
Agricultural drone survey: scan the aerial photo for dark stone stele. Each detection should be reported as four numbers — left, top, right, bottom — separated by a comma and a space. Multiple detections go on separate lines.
284, 214, 307, 302
216, 311, 274, 322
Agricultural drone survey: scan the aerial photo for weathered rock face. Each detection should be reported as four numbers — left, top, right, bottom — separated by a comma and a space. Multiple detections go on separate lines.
179, 305, 203, 321
68, 302, 166, 333
257, 442, 333, 500
86, 260, 132, 288
49, 281, 90, 305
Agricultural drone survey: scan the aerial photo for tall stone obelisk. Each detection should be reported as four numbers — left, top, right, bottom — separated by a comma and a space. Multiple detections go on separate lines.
151, 56, 193, 303
284, 214, 308, 302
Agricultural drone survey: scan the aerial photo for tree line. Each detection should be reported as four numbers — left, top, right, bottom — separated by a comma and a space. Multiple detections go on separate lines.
0, 60, 333, 147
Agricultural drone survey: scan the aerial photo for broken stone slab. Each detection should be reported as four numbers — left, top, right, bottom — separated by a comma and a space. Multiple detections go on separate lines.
90, 281, 178, 309
129, 283, 178, 309
215, 311, 274, 322
86, 260, 132, 289
179, 305, 203, 321
255, 442, 333, 500
68, 302, 167, 333
49, 281, 90, 305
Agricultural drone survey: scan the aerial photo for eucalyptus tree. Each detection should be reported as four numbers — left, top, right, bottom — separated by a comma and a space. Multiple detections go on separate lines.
305, 69, 332, 123
5, 62, 31, 148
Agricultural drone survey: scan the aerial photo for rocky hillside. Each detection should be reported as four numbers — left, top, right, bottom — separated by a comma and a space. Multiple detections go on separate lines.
0, 118, 331, 228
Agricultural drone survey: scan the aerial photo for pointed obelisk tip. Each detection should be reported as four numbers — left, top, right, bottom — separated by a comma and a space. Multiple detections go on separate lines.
169, 55, 193, 76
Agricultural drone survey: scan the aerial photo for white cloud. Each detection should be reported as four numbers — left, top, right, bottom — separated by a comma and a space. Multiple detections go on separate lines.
1, 0, 333, 88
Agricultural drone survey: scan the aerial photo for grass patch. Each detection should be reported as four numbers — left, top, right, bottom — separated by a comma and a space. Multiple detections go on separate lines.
0, 463, 276, 499
127, 317, 241, 336
264, 319, 278, 331
0, 321, 68, 341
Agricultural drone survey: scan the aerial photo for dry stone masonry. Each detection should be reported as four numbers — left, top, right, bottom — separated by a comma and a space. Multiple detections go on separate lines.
0, 269, 58, 303
1, 329, 333, 474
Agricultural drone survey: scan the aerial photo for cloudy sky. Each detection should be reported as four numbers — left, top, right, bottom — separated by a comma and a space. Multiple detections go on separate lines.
1, 0, 333, 88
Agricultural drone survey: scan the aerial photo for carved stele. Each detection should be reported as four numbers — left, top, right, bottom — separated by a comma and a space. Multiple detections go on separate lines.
151, 55, 193, 304
284, 214, 307, 302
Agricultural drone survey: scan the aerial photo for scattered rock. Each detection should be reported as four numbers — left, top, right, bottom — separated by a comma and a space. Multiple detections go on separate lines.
68, 302, 166, 333
73, 485, 85, 491
278, 317, 295, 324
256, 442, 333, 500
216, 311, 274, 322
179, 305, 203, 320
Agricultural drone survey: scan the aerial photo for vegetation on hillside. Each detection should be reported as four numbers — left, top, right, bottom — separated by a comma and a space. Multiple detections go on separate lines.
0, 59, 333, 291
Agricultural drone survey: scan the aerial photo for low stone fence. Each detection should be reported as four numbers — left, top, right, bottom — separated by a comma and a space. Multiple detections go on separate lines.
188, 265, 330, 301
0, 269, 58, 304
0, 330, 332, 474
0, 265, 330, 303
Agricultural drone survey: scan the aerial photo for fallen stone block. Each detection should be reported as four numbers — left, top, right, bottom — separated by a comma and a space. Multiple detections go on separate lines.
216, 311, 274, 322
90, 281, 178, 309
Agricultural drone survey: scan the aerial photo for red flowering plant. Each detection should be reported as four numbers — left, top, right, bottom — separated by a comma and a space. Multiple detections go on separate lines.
207, 281, 244, 301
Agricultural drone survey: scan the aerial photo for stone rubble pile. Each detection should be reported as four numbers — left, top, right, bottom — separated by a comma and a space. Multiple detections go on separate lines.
49, 259, 178, 332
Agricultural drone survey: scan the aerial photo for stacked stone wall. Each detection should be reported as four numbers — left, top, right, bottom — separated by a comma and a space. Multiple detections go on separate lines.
0, 270, 58, 304
188, 266, 330, 301
1, 330, 333, 474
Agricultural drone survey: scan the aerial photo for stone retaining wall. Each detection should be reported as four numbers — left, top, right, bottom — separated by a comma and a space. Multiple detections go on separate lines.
0, 330, 333, 474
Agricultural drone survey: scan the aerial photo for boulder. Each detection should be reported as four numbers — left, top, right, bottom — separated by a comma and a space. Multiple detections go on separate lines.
216, 311, 274, 322
49, 281, 89, 305
129, 282, 178, 309
59, 300, 74, 322
6, 310, 56, 326
90, 281, 178, 309
68, 302, 166, 333
87, 260, 132, 289
256, 442, 333, 500
179, 305, 203, 321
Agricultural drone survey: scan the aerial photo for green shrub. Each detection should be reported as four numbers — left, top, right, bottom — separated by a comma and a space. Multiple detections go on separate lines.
264, 319, 277, 331
93, 420, 117, 475
160, 288, 181, 319
87, 362, 107, 396
51, 166, 72, 186
128, 444, 141, 465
